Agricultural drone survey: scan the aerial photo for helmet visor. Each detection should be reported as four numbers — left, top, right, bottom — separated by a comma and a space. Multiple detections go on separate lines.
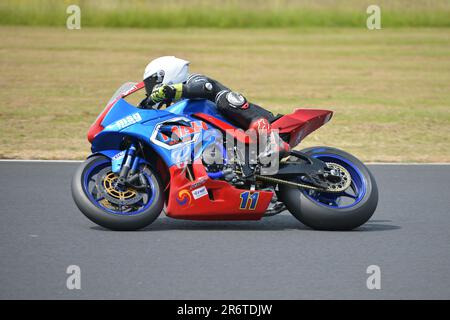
143, 72, 161, 95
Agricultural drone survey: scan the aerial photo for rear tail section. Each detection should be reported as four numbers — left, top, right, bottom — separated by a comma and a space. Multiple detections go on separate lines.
271, 109, 333, 147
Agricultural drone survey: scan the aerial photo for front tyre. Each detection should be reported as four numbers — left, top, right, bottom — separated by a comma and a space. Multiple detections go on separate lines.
71, 155, 164, 231
278, 147, 378, 230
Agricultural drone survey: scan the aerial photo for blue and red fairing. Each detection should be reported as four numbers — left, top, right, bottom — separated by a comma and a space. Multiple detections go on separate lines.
85, 81, 332, 220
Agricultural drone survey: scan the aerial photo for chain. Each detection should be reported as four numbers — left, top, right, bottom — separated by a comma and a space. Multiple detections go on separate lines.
255, 174, 327, 191
255, 162, 352, 193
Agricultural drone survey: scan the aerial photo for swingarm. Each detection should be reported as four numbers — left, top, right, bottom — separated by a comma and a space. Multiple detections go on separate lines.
257, 150, 352, 193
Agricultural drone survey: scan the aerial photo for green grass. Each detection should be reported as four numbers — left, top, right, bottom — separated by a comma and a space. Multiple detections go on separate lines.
0, 26, 449, 161
1, 0, 450, 28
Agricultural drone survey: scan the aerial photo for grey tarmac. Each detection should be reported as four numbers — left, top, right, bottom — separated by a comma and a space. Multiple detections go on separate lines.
0, 162, 449, 299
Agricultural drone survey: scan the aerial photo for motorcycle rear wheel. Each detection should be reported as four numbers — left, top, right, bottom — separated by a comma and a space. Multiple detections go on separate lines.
278, 147, 378, 230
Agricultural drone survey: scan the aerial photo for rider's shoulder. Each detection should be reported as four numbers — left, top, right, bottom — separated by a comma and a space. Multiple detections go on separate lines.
186, 73, 210, 84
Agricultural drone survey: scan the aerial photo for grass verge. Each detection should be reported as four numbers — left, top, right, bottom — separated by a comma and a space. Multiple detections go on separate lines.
1, 0, 450, 28
0, 26, 449, 161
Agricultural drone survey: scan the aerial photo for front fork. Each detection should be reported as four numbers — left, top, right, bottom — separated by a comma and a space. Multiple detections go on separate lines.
117, 143, 147, 189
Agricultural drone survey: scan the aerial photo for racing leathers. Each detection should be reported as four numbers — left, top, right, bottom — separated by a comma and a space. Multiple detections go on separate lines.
140, 74, 290, 158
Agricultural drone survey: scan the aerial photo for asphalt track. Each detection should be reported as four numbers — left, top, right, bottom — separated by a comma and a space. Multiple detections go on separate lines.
0, 161, 449, 299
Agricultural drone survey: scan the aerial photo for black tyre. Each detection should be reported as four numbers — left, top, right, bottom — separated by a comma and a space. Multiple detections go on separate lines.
278, 147, 378, 230
71, 155, 164, 231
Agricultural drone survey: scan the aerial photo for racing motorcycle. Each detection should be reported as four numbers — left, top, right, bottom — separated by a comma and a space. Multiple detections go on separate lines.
72, 81, 378, 231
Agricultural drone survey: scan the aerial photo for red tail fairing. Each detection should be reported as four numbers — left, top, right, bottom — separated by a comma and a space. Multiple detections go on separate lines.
271, 109, 333, 147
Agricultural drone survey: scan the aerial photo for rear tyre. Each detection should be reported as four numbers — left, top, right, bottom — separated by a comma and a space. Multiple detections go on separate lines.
72, 155, 164, 231
278, 147, 378, 230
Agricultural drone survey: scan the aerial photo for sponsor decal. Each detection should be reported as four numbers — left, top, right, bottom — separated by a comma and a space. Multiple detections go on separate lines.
111, 150, 126, 173
176, 189, 192, 206
191, 186, 208, 200
112, 150, 125, 160
189, 177, 208, 190
150, 117, 208, 150
114, 113, 142, 130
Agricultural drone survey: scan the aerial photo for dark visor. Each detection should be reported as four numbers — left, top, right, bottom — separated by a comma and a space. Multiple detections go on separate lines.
143, 73, 160, 95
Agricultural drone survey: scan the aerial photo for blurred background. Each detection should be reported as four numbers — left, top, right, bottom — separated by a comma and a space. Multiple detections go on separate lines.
0, 0, 449, 161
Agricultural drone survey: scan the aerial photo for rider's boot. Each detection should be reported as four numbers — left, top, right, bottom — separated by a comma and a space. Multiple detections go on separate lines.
249, 118, 291, 160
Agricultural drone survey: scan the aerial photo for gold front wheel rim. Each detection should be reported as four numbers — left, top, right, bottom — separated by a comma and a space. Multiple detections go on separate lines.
102, 172, 137, 200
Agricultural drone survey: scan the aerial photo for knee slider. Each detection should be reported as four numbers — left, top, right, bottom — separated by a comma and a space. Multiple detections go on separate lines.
216, 90, 248, 109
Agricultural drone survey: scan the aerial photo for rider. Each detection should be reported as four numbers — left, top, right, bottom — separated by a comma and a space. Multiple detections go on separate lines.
139, 56, 290, 158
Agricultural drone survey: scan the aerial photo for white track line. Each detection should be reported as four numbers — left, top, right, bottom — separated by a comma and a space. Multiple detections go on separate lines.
0, 159, 449, 165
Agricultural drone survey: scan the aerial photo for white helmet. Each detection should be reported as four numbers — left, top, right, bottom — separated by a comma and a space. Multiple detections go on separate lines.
143, 56, 189, 94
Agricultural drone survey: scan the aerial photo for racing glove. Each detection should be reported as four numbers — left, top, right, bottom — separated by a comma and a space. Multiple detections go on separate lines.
150, 83, 183, 103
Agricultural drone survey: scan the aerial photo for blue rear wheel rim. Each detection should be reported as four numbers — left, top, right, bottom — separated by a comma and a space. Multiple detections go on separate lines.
302, 154, 367, 209
82, 159, 156, 216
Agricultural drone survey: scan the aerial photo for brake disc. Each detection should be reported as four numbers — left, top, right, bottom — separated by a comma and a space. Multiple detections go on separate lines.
95, 168, 143, 206
322, 162, 352, 193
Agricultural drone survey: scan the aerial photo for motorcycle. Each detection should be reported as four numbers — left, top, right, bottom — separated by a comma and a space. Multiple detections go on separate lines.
72, 81, 378, 231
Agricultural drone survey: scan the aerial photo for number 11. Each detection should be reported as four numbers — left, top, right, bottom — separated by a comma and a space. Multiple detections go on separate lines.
240, 191, 259, 210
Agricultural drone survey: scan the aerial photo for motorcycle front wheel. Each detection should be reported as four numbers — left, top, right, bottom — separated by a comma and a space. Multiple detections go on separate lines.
71, 155, 164, 231
278, 147, 378, 230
